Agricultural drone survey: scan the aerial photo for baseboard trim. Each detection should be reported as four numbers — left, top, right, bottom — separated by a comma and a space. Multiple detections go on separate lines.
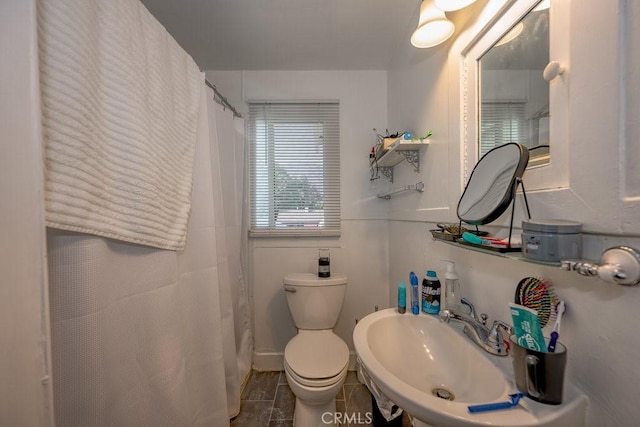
252, 352, 284, 371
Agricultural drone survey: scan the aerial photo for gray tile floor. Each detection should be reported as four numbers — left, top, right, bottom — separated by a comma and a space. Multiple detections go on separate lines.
230, 370, 411, 427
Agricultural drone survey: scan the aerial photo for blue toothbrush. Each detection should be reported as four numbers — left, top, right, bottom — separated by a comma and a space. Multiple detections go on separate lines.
468, 393, 525, 413
547, 300, 565, 352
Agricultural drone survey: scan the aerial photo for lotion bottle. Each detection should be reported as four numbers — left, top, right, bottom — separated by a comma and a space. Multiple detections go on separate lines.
442, 260, 461, 312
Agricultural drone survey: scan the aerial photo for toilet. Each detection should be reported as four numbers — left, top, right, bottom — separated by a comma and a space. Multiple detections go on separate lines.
283, 273, 349, 427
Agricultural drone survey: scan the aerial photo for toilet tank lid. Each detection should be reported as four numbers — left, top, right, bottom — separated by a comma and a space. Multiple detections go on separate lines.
283, 273, 347, 286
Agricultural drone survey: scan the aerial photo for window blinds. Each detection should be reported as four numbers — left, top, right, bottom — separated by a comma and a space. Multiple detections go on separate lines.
480, 102, 528, 157
248, 102, 340, 236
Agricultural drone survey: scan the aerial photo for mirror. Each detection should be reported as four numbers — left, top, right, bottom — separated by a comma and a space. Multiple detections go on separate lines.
457, 143, 529, 225
478, 3, 549, 167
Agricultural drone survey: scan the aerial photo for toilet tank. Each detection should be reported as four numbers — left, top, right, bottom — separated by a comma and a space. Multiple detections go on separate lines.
283, 273, 347, 330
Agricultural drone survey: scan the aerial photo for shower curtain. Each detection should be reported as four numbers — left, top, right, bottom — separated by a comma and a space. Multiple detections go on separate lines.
47, 84, 252, 425
207, 95, 253, 418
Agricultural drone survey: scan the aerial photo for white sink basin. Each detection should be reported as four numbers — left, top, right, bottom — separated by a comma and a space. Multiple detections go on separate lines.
353, 309, 588, 427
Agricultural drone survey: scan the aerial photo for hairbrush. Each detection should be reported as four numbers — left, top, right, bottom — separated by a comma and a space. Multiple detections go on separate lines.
514, 277, 559, 329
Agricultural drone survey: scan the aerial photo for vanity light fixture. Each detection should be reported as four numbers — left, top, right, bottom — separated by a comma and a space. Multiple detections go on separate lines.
411, 0, 455, 48
434, 0, 477, 12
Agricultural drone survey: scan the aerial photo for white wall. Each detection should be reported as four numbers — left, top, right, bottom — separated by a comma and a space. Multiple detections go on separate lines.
205, 70, 391, 369
386, 1, 640, 426
0, 1, 53, 425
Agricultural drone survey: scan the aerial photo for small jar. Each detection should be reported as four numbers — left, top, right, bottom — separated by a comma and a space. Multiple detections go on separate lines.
318, 248, 330, 278
522, 219, 582, 262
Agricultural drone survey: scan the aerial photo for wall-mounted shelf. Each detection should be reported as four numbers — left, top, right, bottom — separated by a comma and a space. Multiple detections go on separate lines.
432, 237, 561, 267
435, 236, 640, 287
377, 181, 424, 199
371, 139, 429, 183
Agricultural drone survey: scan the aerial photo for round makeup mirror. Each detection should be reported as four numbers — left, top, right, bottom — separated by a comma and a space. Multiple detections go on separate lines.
457, 143, 529, 225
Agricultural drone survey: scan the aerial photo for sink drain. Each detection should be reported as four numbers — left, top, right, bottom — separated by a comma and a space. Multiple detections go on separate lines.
432, 387, 455, 401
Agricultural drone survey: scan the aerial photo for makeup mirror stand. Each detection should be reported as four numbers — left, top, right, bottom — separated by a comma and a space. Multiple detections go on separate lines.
505, 178, 531, 250
459, 178, 531, 252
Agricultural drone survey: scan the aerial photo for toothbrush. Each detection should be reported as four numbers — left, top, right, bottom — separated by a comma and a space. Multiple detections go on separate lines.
547, 300, 565, 352
461, 232, 509, 248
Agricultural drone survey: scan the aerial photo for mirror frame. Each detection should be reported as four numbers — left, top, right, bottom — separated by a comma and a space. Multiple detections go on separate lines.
459, 0, 570, 193
457, 142, 529, 225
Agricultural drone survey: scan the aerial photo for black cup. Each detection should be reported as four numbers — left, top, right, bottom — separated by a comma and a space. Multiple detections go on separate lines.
509, 335, 567, 405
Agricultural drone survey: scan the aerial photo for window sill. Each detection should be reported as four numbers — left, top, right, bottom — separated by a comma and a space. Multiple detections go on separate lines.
249, 229, 341, 238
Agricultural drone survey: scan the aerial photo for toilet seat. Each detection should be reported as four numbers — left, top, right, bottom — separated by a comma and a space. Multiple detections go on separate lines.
284, 358, 348, 388
284, 330, 349, 387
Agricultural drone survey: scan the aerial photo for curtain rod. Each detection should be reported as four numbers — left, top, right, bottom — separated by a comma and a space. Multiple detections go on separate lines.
205, 79, 242, 118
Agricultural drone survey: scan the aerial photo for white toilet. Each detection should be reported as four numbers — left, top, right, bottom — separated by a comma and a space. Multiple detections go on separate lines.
283, 273, 349, 427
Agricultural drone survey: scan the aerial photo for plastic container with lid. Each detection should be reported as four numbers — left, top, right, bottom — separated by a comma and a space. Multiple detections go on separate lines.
522, 219, 582, 262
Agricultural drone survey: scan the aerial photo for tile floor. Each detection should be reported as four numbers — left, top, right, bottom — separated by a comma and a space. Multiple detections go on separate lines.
230, 370, 412, 427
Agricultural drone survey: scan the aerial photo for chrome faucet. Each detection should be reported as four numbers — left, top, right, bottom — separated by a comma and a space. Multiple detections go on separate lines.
439, 298, 512, 357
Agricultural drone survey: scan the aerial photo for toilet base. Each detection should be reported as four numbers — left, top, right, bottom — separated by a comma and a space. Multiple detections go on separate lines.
293, 397, 337, 427
285, 363, 347, 427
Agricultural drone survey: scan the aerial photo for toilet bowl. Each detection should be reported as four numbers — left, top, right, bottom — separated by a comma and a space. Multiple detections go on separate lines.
283, 274, 349, 427
284, 330, 349, 426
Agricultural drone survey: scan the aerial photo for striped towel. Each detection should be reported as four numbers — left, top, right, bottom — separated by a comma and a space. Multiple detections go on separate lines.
38, 0, 202, 250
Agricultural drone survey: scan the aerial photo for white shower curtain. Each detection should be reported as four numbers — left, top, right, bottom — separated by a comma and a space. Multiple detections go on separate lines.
47, 84, 252, 425
207, 93, 253, 418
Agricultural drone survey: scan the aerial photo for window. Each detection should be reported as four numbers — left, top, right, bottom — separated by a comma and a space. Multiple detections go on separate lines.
248, 102, 340, 236
480, 102, 528, 157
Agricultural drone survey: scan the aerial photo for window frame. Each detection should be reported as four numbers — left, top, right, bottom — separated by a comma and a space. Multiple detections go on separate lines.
248, 101, 341, 237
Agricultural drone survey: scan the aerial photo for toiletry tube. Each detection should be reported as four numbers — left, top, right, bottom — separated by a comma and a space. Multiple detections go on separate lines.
410, 272, 419, 315
398, 281, 406, 314
509, 303, 546, 352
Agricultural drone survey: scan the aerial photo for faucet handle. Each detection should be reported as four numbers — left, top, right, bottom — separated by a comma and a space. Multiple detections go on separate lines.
439, 310, 452, 323
488, 320, 513, 356
480, 313, 488, 326
490, 320, 513, 343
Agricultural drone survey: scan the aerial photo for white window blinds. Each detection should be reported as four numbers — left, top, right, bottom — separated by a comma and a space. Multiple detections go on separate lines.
480, 102, 528, 157
248, 102, 340, 236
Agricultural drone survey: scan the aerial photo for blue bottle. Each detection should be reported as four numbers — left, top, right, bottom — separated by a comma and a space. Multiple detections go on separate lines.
422, 270, 441, 315
397, 281, 406, 314
410, 272, 419, 315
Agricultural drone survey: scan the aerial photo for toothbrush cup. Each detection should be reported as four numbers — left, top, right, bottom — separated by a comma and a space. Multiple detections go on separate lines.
509, 335, 567, 405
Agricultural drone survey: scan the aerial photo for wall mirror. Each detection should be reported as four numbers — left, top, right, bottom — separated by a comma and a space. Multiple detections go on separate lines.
479, 3, 549, 167
460, 0, 569, 193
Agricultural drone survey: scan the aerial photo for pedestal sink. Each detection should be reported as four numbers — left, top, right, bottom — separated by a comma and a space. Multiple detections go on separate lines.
353, 309, 588, 427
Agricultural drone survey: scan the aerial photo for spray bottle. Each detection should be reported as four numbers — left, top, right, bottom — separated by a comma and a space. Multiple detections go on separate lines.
441, 260, 461, 312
